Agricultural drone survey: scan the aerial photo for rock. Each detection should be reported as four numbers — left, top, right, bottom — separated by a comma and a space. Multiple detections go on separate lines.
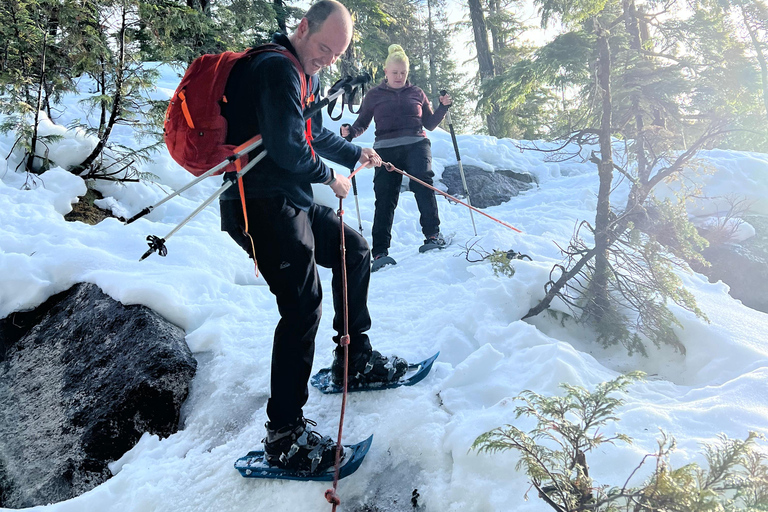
440, 165, 536, 209
694, 215, 768, 314
699, 244, 768, 312
0, 283, 196, 508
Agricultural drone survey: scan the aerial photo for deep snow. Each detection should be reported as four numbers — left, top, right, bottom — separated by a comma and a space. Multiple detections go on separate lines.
1, 64, 768, 512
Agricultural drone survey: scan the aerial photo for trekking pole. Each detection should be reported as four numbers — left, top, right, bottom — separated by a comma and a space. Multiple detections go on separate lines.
324, 196, 351, 512
130, 74, 368, 227
440, 89, 477, 236
341, 124, 364, 235
383, 162, 522, 233
124, 136, 263, 225
138, 151, 268, 261
135, 73, 370, 259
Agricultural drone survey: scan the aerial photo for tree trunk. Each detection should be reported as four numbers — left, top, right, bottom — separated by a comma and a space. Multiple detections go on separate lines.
623, 0, 648, 184
738, 0, 768, 120
467, 0, 494, 79
273, 0, 287, 33
98, 59, 107, 138
467, 0, 500, 136
186, 0, 209, 14
27, 29, 47, 173
73, 6, 127, 174
524, 23, 615, 320
488, 0, 505, 74
587, 24, 615, 322
427, 0, 438, 100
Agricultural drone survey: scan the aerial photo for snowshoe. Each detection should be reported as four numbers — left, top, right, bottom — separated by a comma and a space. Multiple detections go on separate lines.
235, 435, 373, 481
419, 232, 451, 253
312, 352, 440, 394
371, 253, 396, 272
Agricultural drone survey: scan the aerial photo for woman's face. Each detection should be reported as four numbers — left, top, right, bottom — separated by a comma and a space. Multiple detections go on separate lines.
384, 61, 408, 89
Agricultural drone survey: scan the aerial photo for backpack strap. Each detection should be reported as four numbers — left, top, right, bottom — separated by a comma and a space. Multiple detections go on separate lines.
241, 44, 316, 160
234, 45, 317, 277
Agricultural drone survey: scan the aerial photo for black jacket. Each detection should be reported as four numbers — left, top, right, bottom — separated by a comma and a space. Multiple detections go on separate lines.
220, 33, 361, 210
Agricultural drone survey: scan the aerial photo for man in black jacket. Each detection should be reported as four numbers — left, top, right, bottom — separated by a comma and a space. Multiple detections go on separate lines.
219, 0, 407, 474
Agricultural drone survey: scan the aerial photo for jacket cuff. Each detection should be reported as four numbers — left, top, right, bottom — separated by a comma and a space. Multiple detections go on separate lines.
323, 168, 337, 186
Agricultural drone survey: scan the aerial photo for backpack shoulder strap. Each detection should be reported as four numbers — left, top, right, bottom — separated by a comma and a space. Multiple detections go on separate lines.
243, 44, 310, 107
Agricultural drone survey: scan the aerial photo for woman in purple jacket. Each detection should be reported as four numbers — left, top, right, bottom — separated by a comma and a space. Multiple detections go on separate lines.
341, 44, 452, 270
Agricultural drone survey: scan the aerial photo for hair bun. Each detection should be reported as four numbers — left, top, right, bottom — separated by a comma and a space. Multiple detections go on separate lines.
388, 44, 405, 56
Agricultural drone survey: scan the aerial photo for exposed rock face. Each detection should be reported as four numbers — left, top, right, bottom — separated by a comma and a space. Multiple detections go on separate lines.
701, 244, 768, 312
695, 215, 768, 314
440, 165, 537, 209
0, 283, 196, 508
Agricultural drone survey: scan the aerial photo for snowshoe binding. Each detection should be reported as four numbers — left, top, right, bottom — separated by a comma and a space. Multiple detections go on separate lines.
331, 348, 408, 389
262, 417, 341, 475
419, 232, 450, 253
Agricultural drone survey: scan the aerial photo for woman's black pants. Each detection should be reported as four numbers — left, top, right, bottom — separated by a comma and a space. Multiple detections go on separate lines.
371, 139, 440, 256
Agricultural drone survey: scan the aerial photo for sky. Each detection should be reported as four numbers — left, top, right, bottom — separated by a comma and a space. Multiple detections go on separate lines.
1, 64, 768, 512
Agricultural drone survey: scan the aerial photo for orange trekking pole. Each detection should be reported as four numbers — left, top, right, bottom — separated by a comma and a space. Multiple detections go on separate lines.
383, 162, 522, 233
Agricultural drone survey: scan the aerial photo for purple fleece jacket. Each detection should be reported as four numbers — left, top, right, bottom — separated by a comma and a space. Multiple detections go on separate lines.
350, 81, 449, 141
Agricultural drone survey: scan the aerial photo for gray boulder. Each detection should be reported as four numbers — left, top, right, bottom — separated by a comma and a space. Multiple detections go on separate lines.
695, 215, 768, 314
440, 164, 537, 209
0, 282, 196, 508
700, 244, 768, 313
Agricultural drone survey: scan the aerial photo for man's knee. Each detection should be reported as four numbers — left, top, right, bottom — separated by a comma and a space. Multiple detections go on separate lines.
345, 229, 371, 265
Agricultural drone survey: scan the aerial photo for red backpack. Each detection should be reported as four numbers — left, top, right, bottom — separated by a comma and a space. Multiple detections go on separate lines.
164, 44, 310, 176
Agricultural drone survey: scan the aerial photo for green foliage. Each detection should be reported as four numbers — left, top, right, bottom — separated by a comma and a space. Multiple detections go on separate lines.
473, 373, 642, 508
473, 374, 768, 511
481, 30, 594, 138
0, 0, 77, 171
535, 0, 613, 29
0, 0, 174, 178
584, 219, 709, 356
136, 0, 280, 61
488, 249, 517, 278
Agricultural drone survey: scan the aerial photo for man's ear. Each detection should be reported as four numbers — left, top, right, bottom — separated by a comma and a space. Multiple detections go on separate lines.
296, 17, 309, 40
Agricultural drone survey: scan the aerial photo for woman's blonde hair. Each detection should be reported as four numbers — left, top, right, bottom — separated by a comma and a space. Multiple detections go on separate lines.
385, 44, 409, 69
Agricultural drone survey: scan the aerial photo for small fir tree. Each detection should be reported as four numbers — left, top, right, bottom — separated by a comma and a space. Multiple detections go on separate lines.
473, 373, 768, 511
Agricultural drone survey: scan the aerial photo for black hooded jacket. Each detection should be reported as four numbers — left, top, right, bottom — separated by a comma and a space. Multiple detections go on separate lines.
220, 33, 361, 210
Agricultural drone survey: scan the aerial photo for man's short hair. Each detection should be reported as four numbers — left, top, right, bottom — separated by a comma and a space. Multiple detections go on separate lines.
305, 0, 350, 34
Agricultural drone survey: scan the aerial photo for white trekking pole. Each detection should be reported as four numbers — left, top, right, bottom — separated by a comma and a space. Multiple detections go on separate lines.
441, 89, 477, 236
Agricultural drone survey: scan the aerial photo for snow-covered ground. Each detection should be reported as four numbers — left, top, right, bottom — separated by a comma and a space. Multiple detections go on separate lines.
2, 65, 768, 512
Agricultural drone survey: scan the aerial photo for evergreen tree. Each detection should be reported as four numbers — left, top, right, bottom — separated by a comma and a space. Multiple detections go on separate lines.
490, 0, 758, 353
0, 0, 78, 173
473, 373, 768, 511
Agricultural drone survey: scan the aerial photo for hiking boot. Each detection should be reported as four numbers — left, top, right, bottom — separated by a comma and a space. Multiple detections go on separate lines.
331, 347, 408, 387
263, 417, 341, 474
419, 232, 447, 253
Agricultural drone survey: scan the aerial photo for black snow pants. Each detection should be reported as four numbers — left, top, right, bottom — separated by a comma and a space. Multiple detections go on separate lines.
371, 138, 440, 257
220, 196, 373, 428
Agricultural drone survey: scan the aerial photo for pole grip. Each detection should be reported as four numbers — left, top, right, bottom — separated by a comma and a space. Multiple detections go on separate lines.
342, 124, 354, 143
439, 89, 452, 109
125, 206, 151, 225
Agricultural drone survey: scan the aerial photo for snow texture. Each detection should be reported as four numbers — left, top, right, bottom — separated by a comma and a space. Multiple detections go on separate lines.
1, 64, 768, 512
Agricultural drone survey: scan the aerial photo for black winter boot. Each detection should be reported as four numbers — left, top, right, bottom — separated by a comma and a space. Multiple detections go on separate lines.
331, 346, 408, 387
263, 418, 341, 474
